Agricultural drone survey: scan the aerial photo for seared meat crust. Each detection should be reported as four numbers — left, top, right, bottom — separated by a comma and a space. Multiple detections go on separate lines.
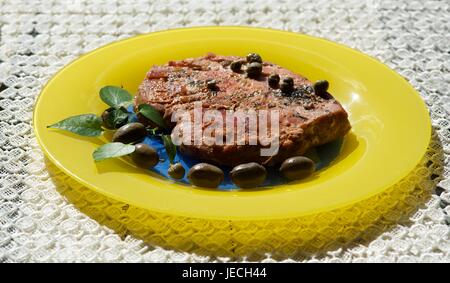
136, 53, 351, 166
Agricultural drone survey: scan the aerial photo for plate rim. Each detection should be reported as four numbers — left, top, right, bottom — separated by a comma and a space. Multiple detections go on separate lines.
33, 26, 431, 220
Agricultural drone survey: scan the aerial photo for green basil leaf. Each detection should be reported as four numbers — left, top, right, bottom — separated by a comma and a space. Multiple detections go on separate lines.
112, 109, 130, 128
92, 142, 136, 162
47, 114, 103, 136
162, 135, 176, 164
103, 107, 130, 129
100, 86, 133, 107
138, 104, 166, 128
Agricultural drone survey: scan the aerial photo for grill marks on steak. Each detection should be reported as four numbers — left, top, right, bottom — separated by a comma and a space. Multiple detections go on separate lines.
136, 53, 351, 166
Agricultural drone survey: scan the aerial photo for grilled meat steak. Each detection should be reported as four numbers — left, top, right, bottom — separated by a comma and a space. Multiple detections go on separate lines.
135, 53, 351, 166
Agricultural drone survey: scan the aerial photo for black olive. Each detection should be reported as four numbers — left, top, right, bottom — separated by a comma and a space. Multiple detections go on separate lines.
112, 122, 147, 144
279, 156, 315, 180
230, 162, 267, 188
168, 163, 185, 179
246, 62, 263, 78
206, 79, 218, 91
230, 60, 243, 72
246, 53, 263, 63
280, 77, 294, 93
313, 80, 329, 96
131, 143, 159, 168
187, 163, 224, 188
101, 108, 116, 129
268, 74, 280, 88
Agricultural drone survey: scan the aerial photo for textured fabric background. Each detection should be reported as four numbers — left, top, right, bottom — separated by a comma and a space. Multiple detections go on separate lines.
0, 0, 449, 262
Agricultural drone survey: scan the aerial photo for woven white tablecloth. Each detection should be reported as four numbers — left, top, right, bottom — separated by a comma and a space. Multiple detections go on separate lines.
0, 0, 449, 263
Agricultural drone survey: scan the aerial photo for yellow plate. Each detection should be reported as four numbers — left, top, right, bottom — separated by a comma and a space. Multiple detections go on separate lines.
33, 27, 431, 221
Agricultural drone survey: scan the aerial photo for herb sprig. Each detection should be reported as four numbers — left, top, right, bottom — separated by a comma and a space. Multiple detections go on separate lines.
47, 86, 176, 162
47, 114, 103, 137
